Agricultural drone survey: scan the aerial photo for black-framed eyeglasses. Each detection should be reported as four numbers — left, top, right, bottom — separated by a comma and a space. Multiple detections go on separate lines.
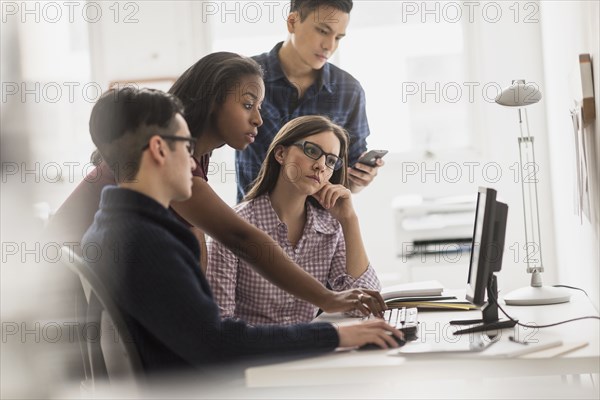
142, 135, 197, 157
292, 141, 343, 171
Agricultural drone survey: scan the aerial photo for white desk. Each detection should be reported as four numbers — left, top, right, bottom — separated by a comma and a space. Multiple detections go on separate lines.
246, 292, 599, 390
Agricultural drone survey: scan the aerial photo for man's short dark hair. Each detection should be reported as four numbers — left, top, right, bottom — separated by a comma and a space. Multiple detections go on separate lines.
291, 0, 353, 21
89, 87, 184, 182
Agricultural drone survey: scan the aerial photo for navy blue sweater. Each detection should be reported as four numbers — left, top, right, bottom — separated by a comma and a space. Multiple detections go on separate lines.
82, 187, 339, 372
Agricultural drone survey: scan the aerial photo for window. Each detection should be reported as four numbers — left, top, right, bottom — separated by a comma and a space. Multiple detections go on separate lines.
205, 0, 470, 155
339, 1, 469, 154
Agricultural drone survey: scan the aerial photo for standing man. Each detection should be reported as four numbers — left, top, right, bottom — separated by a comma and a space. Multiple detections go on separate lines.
236, 0, 383, 202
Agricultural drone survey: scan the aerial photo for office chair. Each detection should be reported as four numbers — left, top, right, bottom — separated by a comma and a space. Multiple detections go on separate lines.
73, 270, 96, 392
60, 247, 144, 389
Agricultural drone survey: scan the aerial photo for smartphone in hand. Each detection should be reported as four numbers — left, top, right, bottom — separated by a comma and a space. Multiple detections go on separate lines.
353, 150, 388, 168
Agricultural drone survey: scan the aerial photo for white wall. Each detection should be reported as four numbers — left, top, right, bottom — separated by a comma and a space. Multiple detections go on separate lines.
539, 1, 600, 309
354, 1, 600, 310
352, 1, 558, 296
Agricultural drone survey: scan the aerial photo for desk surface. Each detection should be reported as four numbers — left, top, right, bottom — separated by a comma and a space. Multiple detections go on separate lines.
245, 292, 600, 389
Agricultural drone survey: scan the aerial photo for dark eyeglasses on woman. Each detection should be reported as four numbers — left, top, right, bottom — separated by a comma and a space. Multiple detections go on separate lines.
292, 141, 343, 171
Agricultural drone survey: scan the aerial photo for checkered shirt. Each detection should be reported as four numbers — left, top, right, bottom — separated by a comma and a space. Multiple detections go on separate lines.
206, 194, 381, 325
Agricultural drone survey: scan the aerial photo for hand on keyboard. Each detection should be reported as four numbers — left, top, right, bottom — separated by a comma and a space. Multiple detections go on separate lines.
358, 332, 406, 350
337, 319, 404, 350
322, 289, 386, 318
364, 307, 419, 342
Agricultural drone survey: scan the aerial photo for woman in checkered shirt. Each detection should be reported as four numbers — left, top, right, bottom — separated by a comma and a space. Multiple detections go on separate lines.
207, 115, 381, 325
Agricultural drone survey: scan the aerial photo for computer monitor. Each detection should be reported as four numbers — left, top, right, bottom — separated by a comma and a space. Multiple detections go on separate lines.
451, 187, 517, 335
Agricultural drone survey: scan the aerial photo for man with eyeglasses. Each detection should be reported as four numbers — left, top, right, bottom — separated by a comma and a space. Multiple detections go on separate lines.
81, 88, 402, 373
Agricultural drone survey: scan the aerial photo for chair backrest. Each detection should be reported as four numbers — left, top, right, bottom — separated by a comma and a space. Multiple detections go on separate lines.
72, 268, 94, 390
60, 247, 144, 386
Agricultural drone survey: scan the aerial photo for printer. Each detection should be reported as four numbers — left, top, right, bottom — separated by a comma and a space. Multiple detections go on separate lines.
392, 194, 477, 257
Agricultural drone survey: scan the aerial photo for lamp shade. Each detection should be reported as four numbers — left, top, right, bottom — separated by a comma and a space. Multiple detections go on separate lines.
495, 80, 542, 107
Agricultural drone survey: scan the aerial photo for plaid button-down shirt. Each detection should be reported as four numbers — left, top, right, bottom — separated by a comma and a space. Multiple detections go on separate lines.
235, 42, 371, 202
206, 194, 381, 325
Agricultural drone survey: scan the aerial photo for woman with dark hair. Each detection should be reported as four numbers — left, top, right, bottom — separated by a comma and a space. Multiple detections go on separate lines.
167, 52, 266, 269
207, 115, 380, 325
48, 52, 385, 316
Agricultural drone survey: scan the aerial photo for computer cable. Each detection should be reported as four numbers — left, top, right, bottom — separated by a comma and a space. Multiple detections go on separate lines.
488, 281, 600, 329
552, 285, 589, 298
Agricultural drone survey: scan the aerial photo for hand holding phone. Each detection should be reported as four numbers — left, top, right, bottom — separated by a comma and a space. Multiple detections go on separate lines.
354, 150, 388, 168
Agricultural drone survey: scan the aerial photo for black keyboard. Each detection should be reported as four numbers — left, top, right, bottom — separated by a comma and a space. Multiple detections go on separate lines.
365, 307, 419, 341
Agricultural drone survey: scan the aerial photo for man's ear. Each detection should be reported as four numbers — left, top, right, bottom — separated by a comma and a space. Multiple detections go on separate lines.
287, 11, 299, 34
146, 136, 167, 165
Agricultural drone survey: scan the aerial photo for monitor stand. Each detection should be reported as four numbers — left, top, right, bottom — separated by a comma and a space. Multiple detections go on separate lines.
450, 274, 517, 335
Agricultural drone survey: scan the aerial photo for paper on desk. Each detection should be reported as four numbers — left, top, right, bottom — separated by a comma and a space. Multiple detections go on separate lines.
381, 280, 444, 300
391, 333, 563, 358
392, 333, 499, 355
386, 301, 477, 311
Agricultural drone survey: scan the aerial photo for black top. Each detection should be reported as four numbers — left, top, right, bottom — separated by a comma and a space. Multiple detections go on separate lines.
46, 155, 210, 246
81, 187, 339, 373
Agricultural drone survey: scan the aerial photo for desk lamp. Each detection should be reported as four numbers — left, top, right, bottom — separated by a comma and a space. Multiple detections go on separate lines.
495, 80, 571, 306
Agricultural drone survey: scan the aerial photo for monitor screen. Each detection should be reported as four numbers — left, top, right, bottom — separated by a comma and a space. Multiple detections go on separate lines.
466, 187, 508, 306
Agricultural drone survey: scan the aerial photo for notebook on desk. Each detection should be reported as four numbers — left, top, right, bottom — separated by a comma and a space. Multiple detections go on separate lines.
386, 298, 478, 311
381, 280, 444, 300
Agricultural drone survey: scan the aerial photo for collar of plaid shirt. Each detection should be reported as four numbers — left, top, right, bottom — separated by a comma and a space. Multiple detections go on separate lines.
249, 194, 338, 237
262, 42, 335, 94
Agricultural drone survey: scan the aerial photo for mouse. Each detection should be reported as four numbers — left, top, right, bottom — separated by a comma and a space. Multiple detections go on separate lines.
358, 333, 406, 351
400, 325, 418, 342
